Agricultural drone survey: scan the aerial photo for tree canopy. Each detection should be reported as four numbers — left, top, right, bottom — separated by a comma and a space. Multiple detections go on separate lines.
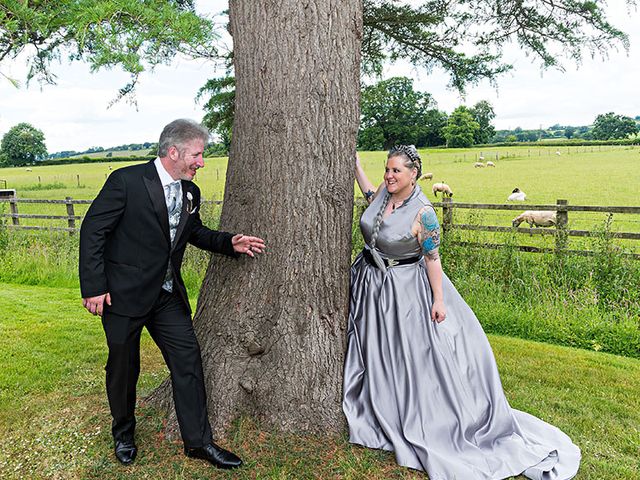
591, 112, 639, 140
0, 0, 217, 100
0, 122, 47, 166
442, 106, 480, 148
358, 77, 447, 150
469, 100, 496, 145
197, 76, 235, 150
361, 0, 630, 90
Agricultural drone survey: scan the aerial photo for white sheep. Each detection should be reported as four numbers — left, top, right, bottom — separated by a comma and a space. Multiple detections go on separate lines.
26, 168, 32, 172
474, 162, 486, 168
486, 161, 495, 167
432, 182, 453, 198
512, 211, 557, 228
479, 155, 485, 161
507, 188, 526, 201
419, 172, 433, 181
555, 150, 561, 156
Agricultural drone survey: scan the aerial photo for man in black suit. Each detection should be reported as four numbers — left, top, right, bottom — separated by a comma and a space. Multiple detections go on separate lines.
79, 119, 264, 468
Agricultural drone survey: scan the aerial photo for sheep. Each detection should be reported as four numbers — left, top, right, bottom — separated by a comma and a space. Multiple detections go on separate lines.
26, 168, 32, 172
512, 211, 557, 228
474, 162, 486, 168
507, 187, 526, 201
486, 161, 495, 167
555, 149, 561, 156
419, 172, 433, 181
478, 155, 485, 161
432, 182, 453, 198
108, 166, 113, 170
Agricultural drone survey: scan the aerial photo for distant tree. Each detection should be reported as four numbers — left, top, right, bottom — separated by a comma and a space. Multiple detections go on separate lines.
204, 142, 229, 157
106, 152, 113, 158
564, 126, 576, 139
358, 77, 445, 149
524, 131, 540, 142
198, 76, 235, 152
469, 100, 495, 144
442, 106, 479, 148
592, 112, 639, 140
0, 123, 48, 166
415, 109, 448, 147
357, 126, 386, 151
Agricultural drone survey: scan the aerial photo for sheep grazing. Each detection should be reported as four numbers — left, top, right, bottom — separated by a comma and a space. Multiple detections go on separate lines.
474, 162, 486, 168
419, 172, 433, 181
432, 182, 453, 198
486, 161, 495, 167
507, 187, 526, 201
108, 166, 113, 170
26, 168, 32, 172
555, 150, 561, 156
512, 211, 557, 228
478, 155, 485, 161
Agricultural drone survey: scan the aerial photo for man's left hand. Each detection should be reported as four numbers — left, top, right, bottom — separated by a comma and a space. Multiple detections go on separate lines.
232, 234, 266, 258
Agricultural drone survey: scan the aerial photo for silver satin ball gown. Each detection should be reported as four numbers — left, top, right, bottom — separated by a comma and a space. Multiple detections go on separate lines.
342, 185, 581, 479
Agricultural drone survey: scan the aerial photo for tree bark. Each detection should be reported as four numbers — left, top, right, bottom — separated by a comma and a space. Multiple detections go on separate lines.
152, 0, 362, 436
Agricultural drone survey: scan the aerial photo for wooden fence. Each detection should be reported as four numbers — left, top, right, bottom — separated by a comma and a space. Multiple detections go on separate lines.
0, 196, 223, 233
2, 196, 640, 259
433, 198, 640, 259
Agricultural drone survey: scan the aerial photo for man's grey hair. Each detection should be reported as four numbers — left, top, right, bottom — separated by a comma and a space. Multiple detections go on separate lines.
158, 119, 210, 157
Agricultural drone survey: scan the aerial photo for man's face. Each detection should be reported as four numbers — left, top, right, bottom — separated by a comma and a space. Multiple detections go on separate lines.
168, 138, 205, 181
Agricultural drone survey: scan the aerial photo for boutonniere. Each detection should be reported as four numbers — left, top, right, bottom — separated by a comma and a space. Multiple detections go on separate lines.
186, 191, 198, 214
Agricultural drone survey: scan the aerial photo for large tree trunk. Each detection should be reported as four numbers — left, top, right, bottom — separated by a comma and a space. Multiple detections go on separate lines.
152, 0, 362, 436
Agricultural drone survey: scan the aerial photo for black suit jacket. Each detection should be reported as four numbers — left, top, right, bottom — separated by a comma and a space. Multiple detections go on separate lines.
80, 161, 236, 317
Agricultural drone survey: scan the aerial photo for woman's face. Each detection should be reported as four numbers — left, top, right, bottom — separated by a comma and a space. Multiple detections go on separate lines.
384, 155, 416, 197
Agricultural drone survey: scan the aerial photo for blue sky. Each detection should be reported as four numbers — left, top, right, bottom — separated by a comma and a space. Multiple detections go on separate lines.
0, 1, 638, 152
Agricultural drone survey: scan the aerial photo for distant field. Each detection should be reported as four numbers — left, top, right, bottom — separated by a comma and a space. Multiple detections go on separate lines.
67, 148, 152, 159
1, 143, 636, 202
1, 144, 638, 252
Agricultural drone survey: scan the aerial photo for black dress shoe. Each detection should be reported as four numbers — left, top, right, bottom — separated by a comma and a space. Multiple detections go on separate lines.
114, 440, 137, 465
184, 442, 243, 469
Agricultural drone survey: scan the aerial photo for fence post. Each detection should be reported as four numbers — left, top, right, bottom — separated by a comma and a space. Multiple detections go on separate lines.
442, 197, 453, 235
555, 199, 568, 253
9, 196, 19, 226
65, 196, 76, 235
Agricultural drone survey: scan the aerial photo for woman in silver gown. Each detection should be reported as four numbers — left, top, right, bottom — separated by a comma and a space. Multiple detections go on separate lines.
342, 146, 581, 479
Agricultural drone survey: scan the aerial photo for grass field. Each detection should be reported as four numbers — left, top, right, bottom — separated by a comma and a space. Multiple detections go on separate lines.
2, 144, 638, 204
0, 283, 638, 480
2, 144, 639, 251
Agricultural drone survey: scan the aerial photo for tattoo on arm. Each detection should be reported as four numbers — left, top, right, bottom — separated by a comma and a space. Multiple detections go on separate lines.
364, 189, 375, 203
417, 207, 441, 261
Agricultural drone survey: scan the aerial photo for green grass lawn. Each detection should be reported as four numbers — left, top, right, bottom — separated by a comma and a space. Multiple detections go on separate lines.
0, 283, 638, 479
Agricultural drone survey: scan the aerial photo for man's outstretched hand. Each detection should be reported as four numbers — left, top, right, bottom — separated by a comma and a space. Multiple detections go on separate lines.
232, 234, 266, 258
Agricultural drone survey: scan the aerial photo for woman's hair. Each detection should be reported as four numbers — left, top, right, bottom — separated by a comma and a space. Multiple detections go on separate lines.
370, 193, 390, 251
158, 119, 210, 157
388, 144, 422, 178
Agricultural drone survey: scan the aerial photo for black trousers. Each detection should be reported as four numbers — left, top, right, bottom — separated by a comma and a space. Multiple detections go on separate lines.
101, 289, 213, 448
